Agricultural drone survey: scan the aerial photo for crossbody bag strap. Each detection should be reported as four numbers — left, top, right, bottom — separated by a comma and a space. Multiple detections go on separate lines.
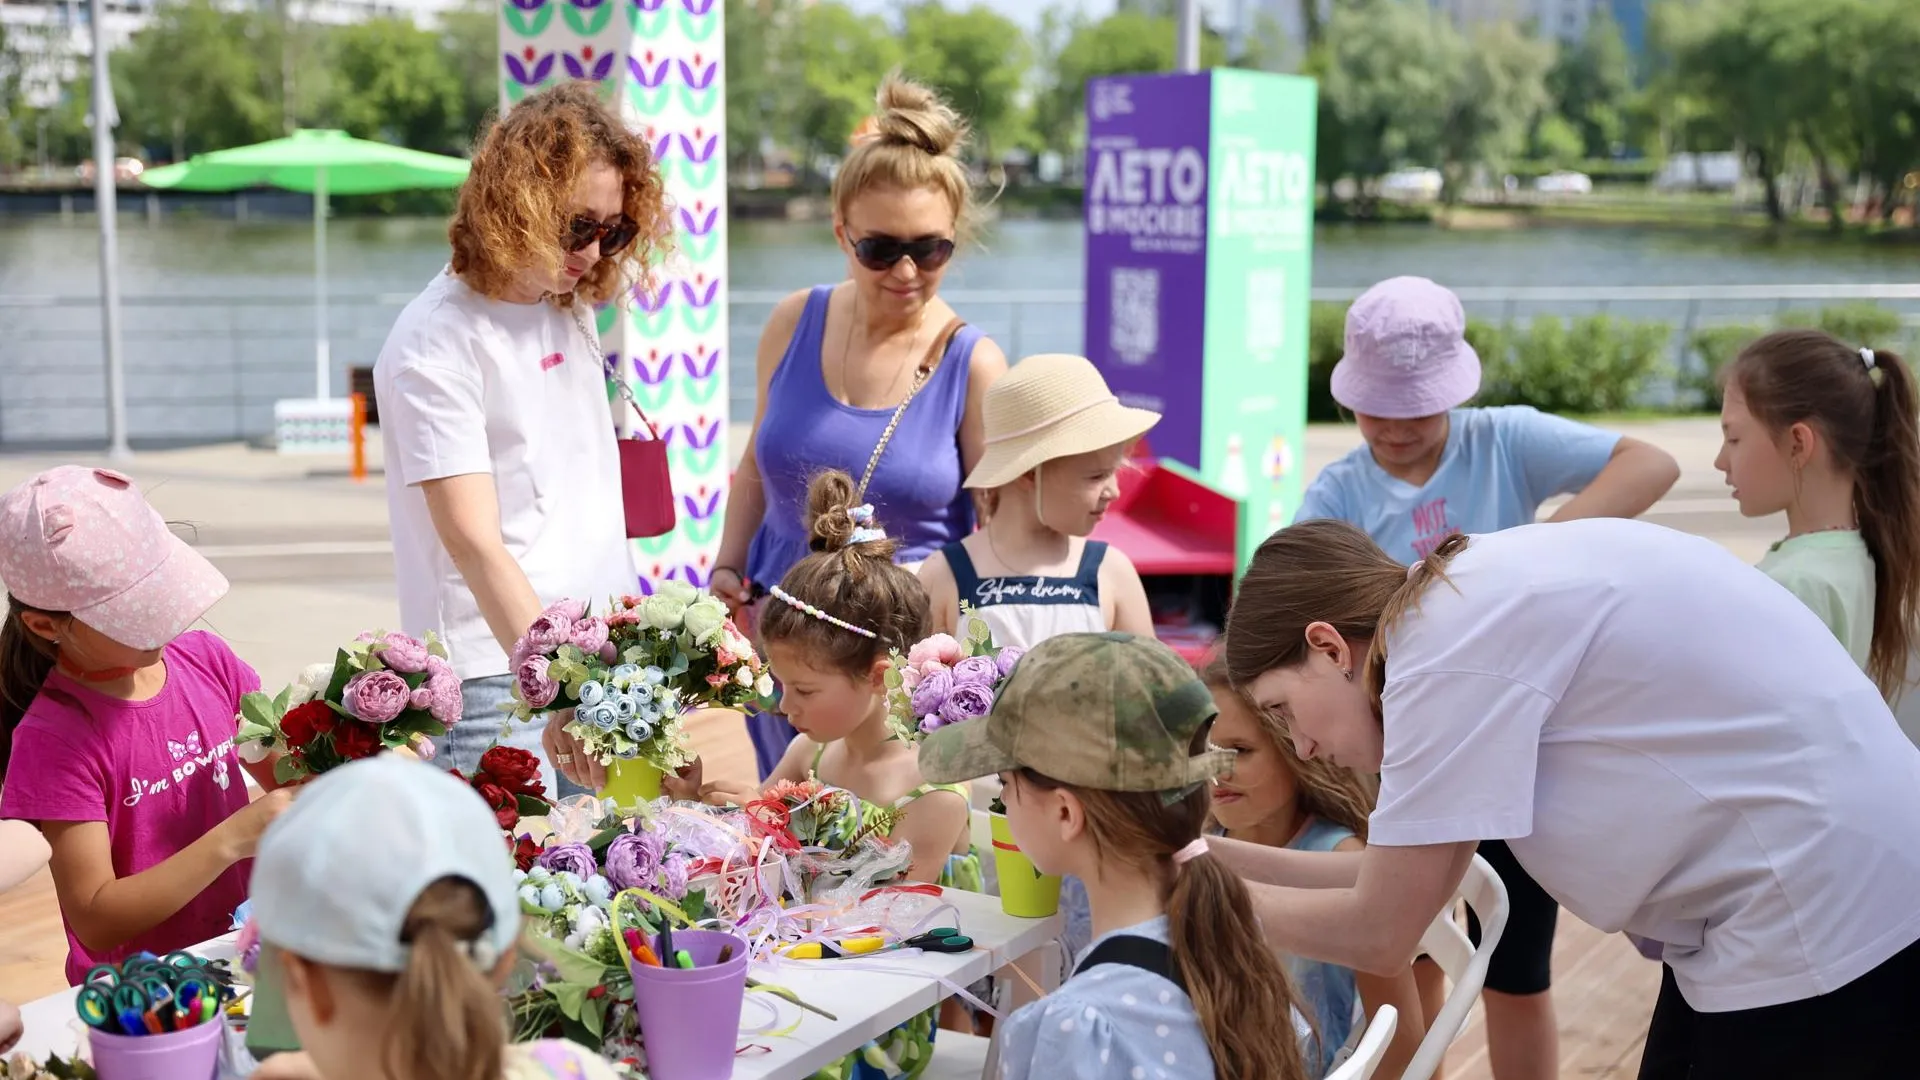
571, 302, 662, 441
1072, 934, 1187, 992
852, 316, 967, 504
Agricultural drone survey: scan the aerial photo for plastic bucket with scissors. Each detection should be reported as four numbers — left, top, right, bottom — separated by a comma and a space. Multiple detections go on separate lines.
89, 1015, 224, 1079
628, 928, 749, 1080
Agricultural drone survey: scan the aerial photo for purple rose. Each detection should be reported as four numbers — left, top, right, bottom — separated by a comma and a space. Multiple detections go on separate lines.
918, 714, 945, 735
909, 666, 953, 717
570, 617, 610, 656
535, 842, 598, 879
377, 633, 430, 674
342, 669, 409, 724
938, 683, 995, 726
515, 613, 572, 669
516, 656, 560, 710
409, 686, 433, 712
951, 656, 998, 687
655, 854, 691, 900
603, 830, 665, 891
994, 646, 1026, 678
427, 673, 463, 725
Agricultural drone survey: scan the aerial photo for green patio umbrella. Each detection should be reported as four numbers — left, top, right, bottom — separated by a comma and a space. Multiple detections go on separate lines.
144, 129, 471, 400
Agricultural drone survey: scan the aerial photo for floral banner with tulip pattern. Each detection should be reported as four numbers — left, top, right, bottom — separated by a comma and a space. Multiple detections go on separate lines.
500, 0, 729, 596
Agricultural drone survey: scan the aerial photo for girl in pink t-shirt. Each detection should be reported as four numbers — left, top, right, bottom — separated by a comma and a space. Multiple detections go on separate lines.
0, 466, 294, 983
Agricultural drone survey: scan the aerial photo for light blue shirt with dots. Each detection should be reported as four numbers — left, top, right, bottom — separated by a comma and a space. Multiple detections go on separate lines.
998, 916, 1310, 1080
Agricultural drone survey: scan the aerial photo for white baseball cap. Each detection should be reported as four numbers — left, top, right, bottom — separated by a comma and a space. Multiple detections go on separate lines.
251, 755, 521, 972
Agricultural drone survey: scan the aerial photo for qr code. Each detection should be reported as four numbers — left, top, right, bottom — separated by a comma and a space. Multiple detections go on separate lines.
1245, 268, 1285, 354
1109, 267, 1160, 367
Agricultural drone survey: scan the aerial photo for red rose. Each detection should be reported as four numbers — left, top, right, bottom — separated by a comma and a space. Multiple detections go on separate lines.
478, 746, 547, 799
279, 701, 334, 749
331, 719, 383, 761
475, 781, 517, 830
511, 834, 542, 871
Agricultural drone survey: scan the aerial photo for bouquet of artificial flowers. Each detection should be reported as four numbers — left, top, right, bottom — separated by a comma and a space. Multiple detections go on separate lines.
503, 586, 773, 774
236, 631, 458, 783
745, 778, 908, 901
0, 1055, 94, 1080
883, 614, 1024, 743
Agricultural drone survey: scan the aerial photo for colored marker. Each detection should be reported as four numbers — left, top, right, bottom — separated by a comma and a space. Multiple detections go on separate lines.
673, 950, 693, 970
716, 945, 734, 965
632, 944, 662, 968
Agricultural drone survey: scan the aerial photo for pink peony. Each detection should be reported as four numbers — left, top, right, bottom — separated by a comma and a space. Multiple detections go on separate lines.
547, 598, 588, 624
427, 673, 463, 725
377, 633, 430, 674
598, 641, 619, 665
570, 617, 610, 656
409, 686, 433, 712
516, 613, 572, 668
951, 656, 999, 687
426, 654, 454, 680
900, 664, 922, 690
342, 670, 409, 724
516, 656, 560, 710
908, 634, 964, 667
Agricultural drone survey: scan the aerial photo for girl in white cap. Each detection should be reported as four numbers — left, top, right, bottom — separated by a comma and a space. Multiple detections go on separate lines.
248, 754, 619, 1080
1296, 276, 1681, 1080
918, 353, 1159, 649
0, 466, 294, 985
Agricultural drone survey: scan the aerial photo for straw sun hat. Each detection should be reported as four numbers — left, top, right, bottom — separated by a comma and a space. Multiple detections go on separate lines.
963, 354, 1161, 489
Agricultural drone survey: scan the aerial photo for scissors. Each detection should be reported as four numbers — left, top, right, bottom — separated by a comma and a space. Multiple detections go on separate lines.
76, 979, 169, 1034
786, 926, 974, 960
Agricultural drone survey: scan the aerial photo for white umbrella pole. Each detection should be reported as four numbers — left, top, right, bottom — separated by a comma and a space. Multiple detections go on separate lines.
91, 0, 130, 459
314, 165, 330, 400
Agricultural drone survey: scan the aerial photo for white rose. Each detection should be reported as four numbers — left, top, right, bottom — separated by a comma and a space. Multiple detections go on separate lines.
755, 673, 775, 698
735, 666, 754, 687
654, 580, 698, 605
235, 740, 272, 764
285, 662, 335, 705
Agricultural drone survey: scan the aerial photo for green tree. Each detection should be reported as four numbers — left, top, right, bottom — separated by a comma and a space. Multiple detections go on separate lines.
441, 0, 503, 149
1547, 8, 1635, 159
900, 2, 1031, 161
0, 23, 29, 168
1312, 0, 1456, 205
1440, 21, 1554, 201
725, 0, 799, 173
113, 0, 281, 159
324, 18, 463, 152
1652, 0, 1796, 222
784, 1, 900, 180
1847, 0, 1920, 222
1030, 10, 1227, 152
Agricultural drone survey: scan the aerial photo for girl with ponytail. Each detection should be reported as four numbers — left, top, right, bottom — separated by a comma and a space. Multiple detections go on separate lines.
917, 632, 1312, 1080
249, 755, 619, 1080
1715, 328, 1920, 700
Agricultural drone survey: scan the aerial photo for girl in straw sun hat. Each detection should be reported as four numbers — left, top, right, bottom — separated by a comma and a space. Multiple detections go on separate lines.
918, 353, 1159, 650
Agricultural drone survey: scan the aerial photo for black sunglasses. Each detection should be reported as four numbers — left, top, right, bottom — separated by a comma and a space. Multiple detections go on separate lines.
850, 234, 956, 273
565, 214, 639, 256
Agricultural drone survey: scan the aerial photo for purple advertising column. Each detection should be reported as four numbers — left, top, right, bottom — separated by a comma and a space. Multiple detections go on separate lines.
1083, 73, 1213, 469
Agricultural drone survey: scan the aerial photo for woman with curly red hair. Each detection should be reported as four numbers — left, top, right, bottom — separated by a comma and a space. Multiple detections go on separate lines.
373, 81, 670, 797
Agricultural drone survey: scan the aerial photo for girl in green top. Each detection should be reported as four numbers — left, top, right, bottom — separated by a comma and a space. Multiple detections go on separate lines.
1715, 328, 1920, 699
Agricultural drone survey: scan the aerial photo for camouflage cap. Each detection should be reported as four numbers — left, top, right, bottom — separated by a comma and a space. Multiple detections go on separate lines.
917, 632, 1233, 792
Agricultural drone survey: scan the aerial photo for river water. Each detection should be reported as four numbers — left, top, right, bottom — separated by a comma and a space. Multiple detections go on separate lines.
0, 216, 1913, 444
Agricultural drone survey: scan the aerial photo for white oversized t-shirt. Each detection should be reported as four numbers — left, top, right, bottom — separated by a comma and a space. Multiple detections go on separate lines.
1368, 517, 1920, 1013
375, 270, 635, 680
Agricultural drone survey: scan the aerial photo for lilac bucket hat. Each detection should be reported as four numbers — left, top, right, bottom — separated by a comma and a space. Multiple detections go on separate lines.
1329, 276, 1481, 419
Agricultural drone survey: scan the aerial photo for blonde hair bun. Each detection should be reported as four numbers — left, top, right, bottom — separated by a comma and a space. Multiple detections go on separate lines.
872, 71, 968, 159
804, 469, 899, 560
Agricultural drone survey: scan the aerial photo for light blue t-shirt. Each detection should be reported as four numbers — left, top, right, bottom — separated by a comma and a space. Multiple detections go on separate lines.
1295, 406, 1619, 563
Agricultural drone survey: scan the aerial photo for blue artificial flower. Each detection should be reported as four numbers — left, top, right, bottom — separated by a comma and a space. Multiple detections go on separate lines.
557, 870, 582, 888
517, 884, 541, 909
577, 680, 608, 708
625, 717, 656, 744
640, 666, 666, 686
611, 664, 641, 687
538, 884, 566, 912
526, 866, 552, 885
614, 691, 640, 723
584, 875, 614, 907
581, 700, 621, 731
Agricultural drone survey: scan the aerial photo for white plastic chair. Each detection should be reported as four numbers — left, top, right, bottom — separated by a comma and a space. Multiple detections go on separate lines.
1400, 852, 1511, 1080
1325, 1004, 1399, 1080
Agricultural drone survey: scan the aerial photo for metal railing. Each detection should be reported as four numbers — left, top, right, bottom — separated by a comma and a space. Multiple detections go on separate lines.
4, 284, 1918, 446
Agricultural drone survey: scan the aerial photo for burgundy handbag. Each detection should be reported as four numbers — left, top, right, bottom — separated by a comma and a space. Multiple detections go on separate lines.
573, 306, 677, 539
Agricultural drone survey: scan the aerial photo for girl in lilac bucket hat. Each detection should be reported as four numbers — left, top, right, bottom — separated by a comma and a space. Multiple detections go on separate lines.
1297, 276, 1680, 1080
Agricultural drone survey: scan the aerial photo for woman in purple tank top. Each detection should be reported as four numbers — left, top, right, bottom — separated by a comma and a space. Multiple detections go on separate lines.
708, 74, 1008, 778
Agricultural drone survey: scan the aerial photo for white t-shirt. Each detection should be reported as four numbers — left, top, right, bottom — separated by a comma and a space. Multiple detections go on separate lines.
374, 270, 634, 681
1368, 517, 1920, 1013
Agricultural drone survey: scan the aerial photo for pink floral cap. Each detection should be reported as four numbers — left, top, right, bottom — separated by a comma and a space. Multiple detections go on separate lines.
0, 466, 228, 650
1330, 276, 1482, 420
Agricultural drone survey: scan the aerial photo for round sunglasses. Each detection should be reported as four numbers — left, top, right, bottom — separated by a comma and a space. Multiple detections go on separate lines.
850, 233, 956, 273
565, 214, 639, 256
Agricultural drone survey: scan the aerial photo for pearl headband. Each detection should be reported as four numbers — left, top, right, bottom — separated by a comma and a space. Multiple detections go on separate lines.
768, 585, 877, 640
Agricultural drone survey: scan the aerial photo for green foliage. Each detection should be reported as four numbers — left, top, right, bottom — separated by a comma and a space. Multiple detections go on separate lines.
1479, 315, 1671, 415
1310, 0, 1456, 195
1440, 21, 1555, 201
785, 2, 901, 175
901, 3, 1031, 160
1306, 301, 1349, 422
113, 0, 284, 158
325, 18, 464, 153
1548, 8, 1635, 159
1779, 302, 1906, 348
1685, 322, 1768, 408
1029, 9, 1228, 153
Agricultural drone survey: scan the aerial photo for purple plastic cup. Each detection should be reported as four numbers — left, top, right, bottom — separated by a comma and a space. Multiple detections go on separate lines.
629, 929, 750, 1080
89, 1014, 223, 1080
